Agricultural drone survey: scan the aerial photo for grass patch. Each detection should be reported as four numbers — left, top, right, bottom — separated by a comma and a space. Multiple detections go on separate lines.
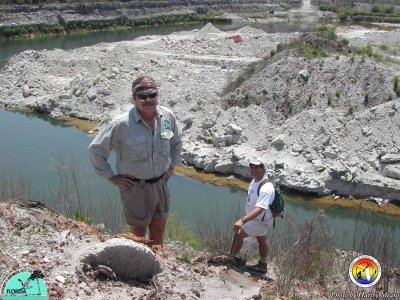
165, 214, 202, 250
73, 210, 92, 224
348, 104, 355, 115
307, 95, 313, 107
327, 95, 333, 106
300, 44, 327, 59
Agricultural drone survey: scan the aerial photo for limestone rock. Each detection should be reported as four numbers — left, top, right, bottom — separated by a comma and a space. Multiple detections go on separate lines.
202, 117, 216, 129
87, 89, 97, 101
81, 238, 161, 280
22, 84, 32, 97
298, 69, 309, 82
322, 150, 338, 160
271, 135, 285, 150
215, 161, 234, 174
382, 165, 400, 180
380, 154, 400, 163
225, 123, 242, 134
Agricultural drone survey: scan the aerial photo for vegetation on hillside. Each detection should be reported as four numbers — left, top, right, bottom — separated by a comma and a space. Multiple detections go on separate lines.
0, 12, 230, 39
320, 2, 400, 22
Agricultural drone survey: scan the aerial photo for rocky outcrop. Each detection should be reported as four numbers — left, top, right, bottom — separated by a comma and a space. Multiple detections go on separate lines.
0, 0, 299, 28
0, 200, 269, 299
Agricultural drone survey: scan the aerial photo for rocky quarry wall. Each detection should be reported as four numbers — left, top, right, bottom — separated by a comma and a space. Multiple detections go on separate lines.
0, 24, 399, 202
0, 0, 301, 27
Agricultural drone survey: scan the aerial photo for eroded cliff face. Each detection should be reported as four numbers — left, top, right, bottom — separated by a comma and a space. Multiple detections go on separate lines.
0, 0, 301, 27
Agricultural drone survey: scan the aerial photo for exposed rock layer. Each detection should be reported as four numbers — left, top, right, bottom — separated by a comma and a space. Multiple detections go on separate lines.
0, 0, 300, 27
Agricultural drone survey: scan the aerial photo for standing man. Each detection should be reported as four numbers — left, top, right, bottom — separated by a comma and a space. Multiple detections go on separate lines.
231, 156, 275, 273
88, 75, 182, 248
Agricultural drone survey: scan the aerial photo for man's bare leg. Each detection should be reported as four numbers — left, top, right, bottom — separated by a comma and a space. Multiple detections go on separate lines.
230, 229, 248, 256
130, 226, 146, 241
149, 217, 167, 248
256, 235, 269, 262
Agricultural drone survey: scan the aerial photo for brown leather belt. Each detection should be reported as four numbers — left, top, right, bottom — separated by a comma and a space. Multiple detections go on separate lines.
132, 173, 164, 184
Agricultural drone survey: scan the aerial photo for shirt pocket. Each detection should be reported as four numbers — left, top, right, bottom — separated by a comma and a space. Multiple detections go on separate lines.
160, 130, 174, 155
124, 136, 149, 162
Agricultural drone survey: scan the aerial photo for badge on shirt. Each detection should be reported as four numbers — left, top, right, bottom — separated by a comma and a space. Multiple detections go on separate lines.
163, 119, 170, 130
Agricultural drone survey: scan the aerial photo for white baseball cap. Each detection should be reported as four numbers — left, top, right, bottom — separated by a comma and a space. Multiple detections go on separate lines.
249, 156, 263, 166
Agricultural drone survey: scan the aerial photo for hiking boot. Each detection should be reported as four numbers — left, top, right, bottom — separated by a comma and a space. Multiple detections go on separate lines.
247, 261, 268, 273
229, 255, 247, 267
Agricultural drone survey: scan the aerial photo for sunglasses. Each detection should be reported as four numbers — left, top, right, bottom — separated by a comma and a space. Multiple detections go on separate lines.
137, 92, 158, 100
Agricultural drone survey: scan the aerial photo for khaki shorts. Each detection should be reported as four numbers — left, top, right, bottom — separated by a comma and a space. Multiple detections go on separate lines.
119, 179, 170, 227
241, 219, 271, 237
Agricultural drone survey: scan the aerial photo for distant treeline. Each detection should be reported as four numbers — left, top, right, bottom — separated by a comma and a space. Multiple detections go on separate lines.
1, 0, 167, 4
0, 12, 230, 39
320, 2, 400, 22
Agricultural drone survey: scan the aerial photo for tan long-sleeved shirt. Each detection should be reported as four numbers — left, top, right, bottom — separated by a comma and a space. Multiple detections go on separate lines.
88, 105, 182, 180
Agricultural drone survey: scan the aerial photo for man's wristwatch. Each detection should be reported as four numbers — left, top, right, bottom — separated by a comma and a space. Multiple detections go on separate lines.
241, 217, 247, 223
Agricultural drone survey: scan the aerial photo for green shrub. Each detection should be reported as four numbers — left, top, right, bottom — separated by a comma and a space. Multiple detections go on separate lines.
364, 93, 369, 105
165, 214, 202, 249
348, 104, 355, 115
338, 8, 350, 21
394, 76, 400, 95
396, 87, 400, 97
301, 45, 327, 58
255, 99, 262, 106
383, 5, 394, 14
244, 94, 251, 107
262, 89, 268, 95
327, 95, 333, 106
372, 4, 382, 13
340, 39, 349, 47
379, 44, 389, 51
319, 3, 337, 12
373, 53, 383, 62
73, 210, 92, 224
358, 44, 373, 57
388, 93, 394, 101
335, 90, 341, 97
288, 102, 293, 114
317, 24, 337, 40
178, 251, 192, 263
307, 95, 313, 107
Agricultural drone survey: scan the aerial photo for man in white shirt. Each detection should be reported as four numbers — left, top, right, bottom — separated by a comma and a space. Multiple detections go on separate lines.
231, 156, 275, 273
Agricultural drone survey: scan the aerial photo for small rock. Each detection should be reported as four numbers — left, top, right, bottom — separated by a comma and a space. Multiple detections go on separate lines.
322, 151, 338, 159
86, 89, 97, 101
55, 275, 65, 284
298, 69, 310, 82
22, 85, 32, 97
271, 134, 285, 147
